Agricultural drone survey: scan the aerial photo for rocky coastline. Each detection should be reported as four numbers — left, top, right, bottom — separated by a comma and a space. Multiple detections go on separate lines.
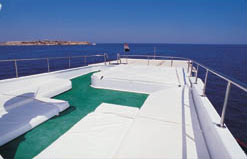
0, 40, 91, 46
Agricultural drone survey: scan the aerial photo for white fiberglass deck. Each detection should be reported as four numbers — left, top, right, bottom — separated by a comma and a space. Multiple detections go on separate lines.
1, 60, 245, 159
36, 60, 212, 159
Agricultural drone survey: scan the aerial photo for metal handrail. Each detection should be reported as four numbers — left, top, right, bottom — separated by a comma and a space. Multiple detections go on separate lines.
0, 53, 108, 78
119, 54, 189, 60
0, 54, 107, 62
192, 61, 247, 92
117, 53, 247, 128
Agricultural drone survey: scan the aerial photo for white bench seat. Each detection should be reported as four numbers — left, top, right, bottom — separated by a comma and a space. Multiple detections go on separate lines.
35, 86, 210, 159
1, 78, 71, 98
91, 65, 184, 93
95, 103, 139, 118
35, 103, 138, 159
138, 87, 184, 123
116, 86, 210, 159
115, 117, 183, 158
36, 78, 72, 98
0, 97, 61, 146
0, 77, 72, 146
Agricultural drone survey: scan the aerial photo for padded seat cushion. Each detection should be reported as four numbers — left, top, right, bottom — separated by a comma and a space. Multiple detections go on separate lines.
36, 78, 72, 98
114, 117, 183, 159
3, 78, 72, 98
0, 98, 60, 146
95, 103, 139, 118
0, 78, 72, 146
138, 87, 183, 124
35, 112, 134, 159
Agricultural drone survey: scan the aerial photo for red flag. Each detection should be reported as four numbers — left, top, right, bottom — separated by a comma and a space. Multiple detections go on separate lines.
124, 43, 130, 52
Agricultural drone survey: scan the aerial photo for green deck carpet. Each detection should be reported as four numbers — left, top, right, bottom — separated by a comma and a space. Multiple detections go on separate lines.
0, 72, 148, 159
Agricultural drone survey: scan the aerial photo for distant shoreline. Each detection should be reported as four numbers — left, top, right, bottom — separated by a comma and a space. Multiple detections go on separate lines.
0, 40, 91, 46
0, 42, 245, 46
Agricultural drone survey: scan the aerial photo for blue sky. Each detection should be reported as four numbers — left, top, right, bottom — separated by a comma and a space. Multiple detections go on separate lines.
0, 0, 246, 44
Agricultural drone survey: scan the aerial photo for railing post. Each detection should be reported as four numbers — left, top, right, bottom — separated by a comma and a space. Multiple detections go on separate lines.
68, 57, 71, 68
190, 61, 193, 77
47, 58, 50, 72
187, 60, 190, 73
104, 53, 106, 65
84, 56, 87, 66
117, 53, 119, 64
219, 81, 231, 127
14, 60, 18, 78
171, 58, 173, 67
118, 53, 122, 64
148, 56, 150, 65
106, 54, 110, 64
154, 47, 156, 60
202, 69, 209, 96
195, 64, 199, 84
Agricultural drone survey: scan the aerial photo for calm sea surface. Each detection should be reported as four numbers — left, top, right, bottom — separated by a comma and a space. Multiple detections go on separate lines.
0, 44, 246, 151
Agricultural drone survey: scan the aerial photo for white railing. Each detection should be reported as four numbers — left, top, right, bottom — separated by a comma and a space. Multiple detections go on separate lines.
0, 53, 108, 78
117, 54, 189, 67
117, 53, 247, 128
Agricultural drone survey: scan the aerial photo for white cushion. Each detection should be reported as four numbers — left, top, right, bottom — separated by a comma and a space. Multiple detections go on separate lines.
35, 97, 69, 112
115, 117, 183, 159
35, 112, 134, 159
0, 78, 72, 146
36, 78, 72, 98
91, 65, 183, 93
2, 78, 71, 98
138, 87, 184, 124
0, 94, 33, 116
95, 103, 139, 118
0, 98, 60, 146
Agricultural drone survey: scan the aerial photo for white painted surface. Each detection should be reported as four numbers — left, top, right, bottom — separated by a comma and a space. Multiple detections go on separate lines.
191, 77, 246, 159
119, 59, 189, 68
92, 65, 185, 93
0, 64, 106, 84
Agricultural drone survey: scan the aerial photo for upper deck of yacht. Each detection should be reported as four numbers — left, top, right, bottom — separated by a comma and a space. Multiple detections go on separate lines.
35, 59, 209, 158
0, 56, 246, 159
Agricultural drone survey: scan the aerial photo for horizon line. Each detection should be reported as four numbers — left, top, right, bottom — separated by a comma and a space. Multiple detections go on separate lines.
0, 41, 246, 45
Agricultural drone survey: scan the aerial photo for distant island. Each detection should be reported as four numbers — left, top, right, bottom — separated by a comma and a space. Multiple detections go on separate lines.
0, 40, 91, 46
